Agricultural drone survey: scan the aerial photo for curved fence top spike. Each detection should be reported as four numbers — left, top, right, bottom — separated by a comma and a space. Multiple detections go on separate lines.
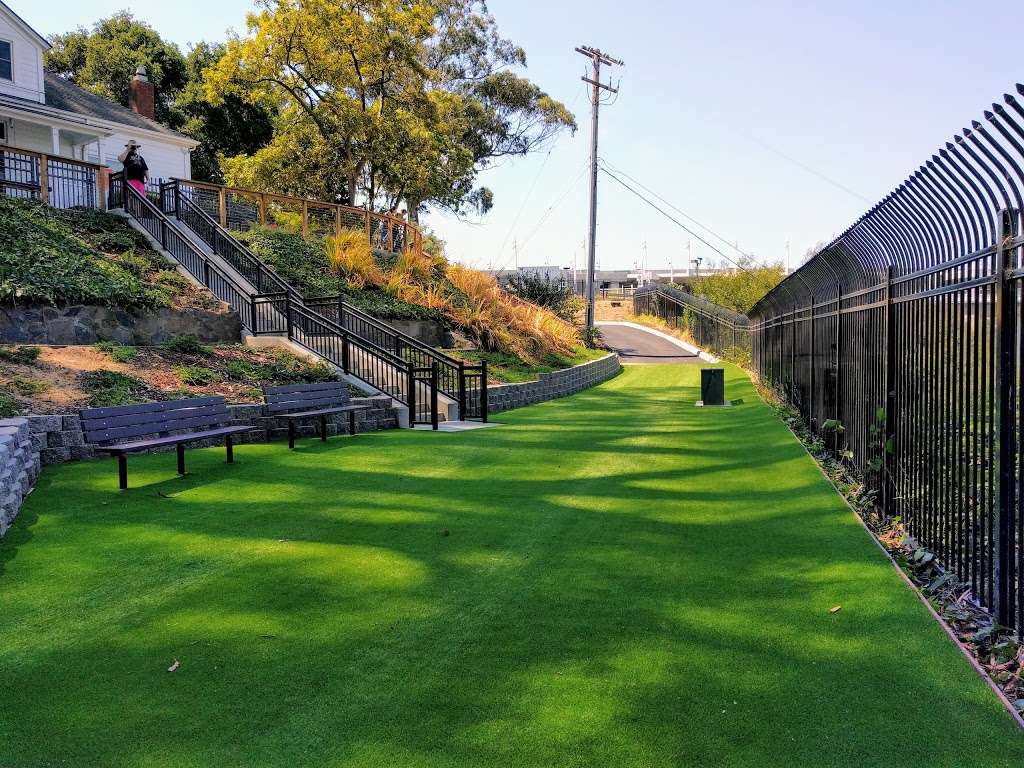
930, 153, 988, 249
914, 166, 967, 257
925, 157, 982, 250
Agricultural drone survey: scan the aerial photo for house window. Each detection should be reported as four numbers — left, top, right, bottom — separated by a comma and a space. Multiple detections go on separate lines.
0, 41, 11, 81
0, 121, 6, 144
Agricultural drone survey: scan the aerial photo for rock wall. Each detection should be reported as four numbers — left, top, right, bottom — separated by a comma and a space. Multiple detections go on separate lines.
488, 353, 621, 413
0, 305, 242, 345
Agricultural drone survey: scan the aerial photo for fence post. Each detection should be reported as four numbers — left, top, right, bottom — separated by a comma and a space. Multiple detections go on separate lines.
218, 187, 228, 228
259, 193, 268, 226
302, 199, 309, 237
96, 168, 108, 211
808, 299, 815, 428
882, 266, 897, 515
250, 294, 258, 334
335, 206, 342, 240
38, 154, 49, 204
992, 208, 1018, 627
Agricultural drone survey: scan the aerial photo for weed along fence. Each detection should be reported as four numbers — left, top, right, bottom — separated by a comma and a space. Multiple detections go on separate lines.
749, 85, 1024, 637
634, 285, 751, 360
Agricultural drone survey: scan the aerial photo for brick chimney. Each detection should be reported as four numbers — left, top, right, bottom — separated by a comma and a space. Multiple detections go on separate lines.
128, 65, 155, 120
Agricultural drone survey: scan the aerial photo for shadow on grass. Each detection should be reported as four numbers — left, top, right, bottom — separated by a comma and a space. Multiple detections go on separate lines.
2, 365, 1022, 767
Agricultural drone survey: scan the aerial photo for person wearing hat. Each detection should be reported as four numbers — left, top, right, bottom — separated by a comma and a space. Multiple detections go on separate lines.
117, 140, 149, 197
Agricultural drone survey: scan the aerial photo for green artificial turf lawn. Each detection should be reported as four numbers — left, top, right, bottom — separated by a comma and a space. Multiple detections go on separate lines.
2, 364, 1022, 767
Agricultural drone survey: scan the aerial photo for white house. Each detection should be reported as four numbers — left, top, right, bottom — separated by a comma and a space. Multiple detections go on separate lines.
0, 0, 197, 183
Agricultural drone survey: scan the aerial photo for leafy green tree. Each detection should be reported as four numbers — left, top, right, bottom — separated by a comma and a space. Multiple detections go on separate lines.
684, 257, 786, 313
207, 0, 575, 217
44, 12, 188, 125
175, 43, 276, 182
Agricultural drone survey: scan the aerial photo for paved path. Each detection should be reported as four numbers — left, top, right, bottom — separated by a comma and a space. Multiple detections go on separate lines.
598, 322, 700, 363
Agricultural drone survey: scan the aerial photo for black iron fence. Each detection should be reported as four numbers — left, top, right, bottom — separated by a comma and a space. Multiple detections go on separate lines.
634, 284, 751, 359
748, 85, 1024, 637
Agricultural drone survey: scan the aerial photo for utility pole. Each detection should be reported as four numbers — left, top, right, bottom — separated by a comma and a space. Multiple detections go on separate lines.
575, 44, 623, 331
513, 238, 518, 271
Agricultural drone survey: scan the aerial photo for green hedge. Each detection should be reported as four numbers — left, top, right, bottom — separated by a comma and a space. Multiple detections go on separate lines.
233, 227, 443, 321
0, 197, 188, 309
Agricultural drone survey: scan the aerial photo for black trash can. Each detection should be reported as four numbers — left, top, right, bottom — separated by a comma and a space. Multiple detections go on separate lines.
700, 368, 725, 406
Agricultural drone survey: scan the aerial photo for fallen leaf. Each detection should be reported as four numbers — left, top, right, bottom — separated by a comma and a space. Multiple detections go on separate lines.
829, 605, 842, 614
167, 660, 180, 672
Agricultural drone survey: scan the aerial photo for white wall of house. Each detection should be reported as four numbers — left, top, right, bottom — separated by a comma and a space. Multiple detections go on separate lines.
0, 10, 45, 104
93, 132, 191, 181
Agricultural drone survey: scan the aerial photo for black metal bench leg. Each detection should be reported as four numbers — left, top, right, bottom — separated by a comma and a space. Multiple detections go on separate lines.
177, 443, 186, 476
226, 435, 234, 464
349, 411, 356, 436
117, 454, 128, 490
321, 415, 328, 442
288, 420, 295, 450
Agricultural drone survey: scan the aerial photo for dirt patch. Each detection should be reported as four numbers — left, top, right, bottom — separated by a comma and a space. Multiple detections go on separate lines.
0, 342, 363, 415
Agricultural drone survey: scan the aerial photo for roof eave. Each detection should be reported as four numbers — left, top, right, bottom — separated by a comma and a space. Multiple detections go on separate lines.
0, 97, 199, 148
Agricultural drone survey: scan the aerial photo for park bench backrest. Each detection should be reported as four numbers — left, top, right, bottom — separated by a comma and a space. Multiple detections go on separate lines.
80, 396, 232, 446
264, 382, 352, 414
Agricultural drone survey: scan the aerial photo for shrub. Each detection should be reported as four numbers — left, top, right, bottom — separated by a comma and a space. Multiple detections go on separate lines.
686, 259, 785, 313
5, 376, 50, 396
80, 370, 149, 407
0, 197, 188, 309
0, 345, 42, 365
176, 366, 218, 386
162, 335, 212, 356
0, 389, 18, 418
94, 341, 139, 363
505, 272, 581, 322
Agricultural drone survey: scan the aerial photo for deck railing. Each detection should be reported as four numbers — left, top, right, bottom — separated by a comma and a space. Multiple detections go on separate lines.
172, 178, 422, 257
0, 145, 107, 210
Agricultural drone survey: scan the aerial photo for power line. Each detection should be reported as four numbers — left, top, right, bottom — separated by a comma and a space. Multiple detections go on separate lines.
598, 157, 753, 259
598, 166, 750, 271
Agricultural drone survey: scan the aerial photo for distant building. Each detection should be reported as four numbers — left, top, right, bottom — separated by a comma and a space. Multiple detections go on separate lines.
489, 265, 735, 295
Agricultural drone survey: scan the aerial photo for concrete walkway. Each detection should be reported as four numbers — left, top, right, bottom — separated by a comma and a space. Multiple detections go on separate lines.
597, 322, 701, 364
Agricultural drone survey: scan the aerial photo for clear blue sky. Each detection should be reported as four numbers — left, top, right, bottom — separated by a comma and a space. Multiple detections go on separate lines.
20, 0, 1024, 271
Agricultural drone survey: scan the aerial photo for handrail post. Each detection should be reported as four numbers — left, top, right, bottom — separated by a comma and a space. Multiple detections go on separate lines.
431, 362, 439, 431
203, 259, 211, 288
407, 363, 416, 428
992, 207, 1018, 627
341, 330, 350, 374
339, 297, 346, 330
250, 294, 258, 334
480, 360, 489, 423
173, 180, 181, 219
285, 292, 293, 340
160, 217, 168, 250
458, 361, 466, 420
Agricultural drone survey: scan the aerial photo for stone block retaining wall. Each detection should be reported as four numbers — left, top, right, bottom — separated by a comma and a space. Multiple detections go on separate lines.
0, 418, 42, 537
0, 396, 400, 536
488, 352, 621, 413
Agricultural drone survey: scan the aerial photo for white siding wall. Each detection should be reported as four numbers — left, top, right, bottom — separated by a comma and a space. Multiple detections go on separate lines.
95, 132, 190, 181
0, 11, 44, 104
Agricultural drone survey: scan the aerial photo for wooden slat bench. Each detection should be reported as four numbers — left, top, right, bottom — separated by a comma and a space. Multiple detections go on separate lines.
80, 396, 249, 489
264, 382, 371, 449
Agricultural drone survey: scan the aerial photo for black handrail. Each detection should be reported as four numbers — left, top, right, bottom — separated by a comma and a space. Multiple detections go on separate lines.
166, 178, 464, 400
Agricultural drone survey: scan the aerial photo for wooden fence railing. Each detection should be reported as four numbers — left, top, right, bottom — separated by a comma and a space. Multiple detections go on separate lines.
0, 145, 108, 210
173, 179, 422, 257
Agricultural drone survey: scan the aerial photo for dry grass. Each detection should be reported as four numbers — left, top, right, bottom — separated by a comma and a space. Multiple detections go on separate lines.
325, 229, 381, 288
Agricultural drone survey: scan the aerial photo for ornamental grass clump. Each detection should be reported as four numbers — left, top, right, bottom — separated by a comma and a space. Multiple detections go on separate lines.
326, 230, 381, 289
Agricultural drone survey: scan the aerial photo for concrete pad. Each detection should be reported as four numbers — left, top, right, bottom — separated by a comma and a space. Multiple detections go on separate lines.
412, 420, 501, 432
